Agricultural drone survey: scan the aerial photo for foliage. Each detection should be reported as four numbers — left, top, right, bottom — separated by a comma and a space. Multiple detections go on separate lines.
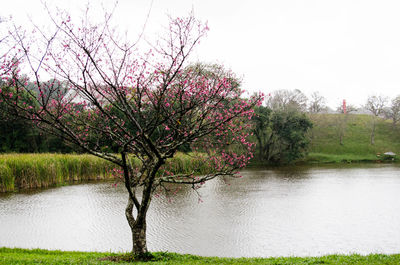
1, 248, 400, 265
0, 82, 72, 153
252, 106, 312, 164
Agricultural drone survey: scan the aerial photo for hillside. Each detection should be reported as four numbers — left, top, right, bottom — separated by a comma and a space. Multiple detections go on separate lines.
305, 113, 400, 163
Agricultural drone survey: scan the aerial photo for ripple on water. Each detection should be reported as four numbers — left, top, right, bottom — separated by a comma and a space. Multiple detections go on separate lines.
1, 165, 400, 257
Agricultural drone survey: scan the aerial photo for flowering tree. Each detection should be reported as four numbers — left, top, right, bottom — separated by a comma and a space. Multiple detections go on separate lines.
0, 10, 262, 256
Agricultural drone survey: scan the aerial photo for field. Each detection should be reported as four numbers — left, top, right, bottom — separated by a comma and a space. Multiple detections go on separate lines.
305, 113, 400, 163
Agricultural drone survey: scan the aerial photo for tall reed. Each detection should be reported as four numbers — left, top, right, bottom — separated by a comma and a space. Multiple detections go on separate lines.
0, 153, 211, 192
0, 154, 115, 192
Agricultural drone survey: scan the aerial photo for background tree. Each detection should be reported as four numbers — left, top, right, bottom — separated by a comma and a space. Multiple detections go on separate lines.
266, 89, 308, 112
307, 91, 327, 141
0, 68, 71, 152
252, 106, 312, 164
383, 95, 400, 127
334, 102, 357, 145
365, 95, 388, 145
252, 105, 272, 159
308, 91, 327, 113
1, 10, 262, 258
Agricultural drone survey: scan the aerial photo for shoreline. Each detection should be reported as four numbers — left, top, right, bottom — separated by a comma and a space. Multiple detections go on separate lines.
1, 247, 400, 264
248, 152, 399, 167
1, 152, 399, 193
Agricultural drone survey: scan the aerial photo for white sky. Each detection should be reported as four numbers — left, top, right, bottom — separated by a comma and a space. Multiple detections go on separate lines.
2, 0, 400, 108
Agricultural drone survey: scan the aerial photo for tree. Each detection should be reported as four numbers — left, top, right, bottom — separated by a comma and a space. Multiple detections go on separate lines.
365, 95, 388, 145
252, 105, 272, 159
266, 89, 308, 112
383, 95, 400, 127
308, 91, 327, 113
252, 106, 312, 164
307, 91, 327, 141
0, 10, 262, 257
335, 102, 357, 145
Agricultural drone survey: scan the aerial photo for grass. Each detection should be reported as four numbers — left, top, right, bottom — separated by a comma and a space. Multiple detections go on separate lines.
1, 248, 400, 264
304, 113, 400, 163
0, 152, 214, 192
0, 153, 116, 192
164, 152, 213, 175
305, 153, 380, 163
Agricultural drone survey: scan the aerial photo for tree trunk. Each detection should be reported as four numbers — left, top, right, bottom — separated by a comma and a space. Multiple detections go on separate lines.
371, 120, 376, 145
125, 196, 148, 256
255, 133, 263, 160
131, 219, 148, 255
121, 153, 164, 257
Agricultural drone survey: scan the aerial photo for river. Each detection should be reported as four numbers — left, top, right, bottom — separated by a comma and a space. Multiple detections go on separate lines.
1, 164, 400, 257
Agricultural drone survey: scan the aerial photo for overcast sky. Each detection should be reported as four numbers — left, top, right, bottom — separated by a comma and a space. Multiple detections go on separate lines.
2, 0, 400, 108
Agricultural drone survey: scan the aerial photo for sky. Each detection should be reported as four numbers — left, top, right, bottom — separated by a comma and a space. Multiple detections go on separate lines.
2, 0, 400, 108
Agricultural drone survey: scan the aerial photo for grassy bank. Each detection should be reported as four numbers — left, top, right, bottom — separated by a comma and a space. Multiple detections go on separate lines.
0, 153, 212, 192
1, 248, 399, 265
305, 113, 400, 163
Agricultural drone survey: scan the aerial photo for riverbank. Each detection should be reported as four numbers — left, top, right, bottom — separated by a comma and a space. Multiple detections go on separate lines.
302, 152, 396, 164
1, 248, 399, 264
1, 152, 398, 192
0, 153, 212, 192
248, 152, 398, 167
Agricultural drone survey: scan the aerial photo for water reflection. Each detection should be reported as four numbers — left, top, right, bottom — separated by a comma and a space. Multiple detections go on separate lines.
1, 164, 400, 257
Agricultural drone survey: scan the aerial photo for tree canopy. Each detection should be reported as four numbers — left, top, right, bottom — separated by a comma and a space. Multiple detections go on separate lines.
0, 9, 262, 257
252, 106, 312, 164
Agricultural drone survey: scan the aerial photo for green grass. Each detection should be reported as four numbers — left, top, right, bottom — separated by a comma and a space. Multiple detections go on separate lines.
305, 114, 400, 163
305, 153, 380, 163
1, 248, 399, 264
164, 152, 213, 175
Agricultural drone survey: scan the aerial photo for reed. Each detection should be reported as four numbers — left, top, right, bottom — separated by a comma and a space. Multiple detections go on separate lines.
164, 152, 213, 175
0, 154, 115, 192
0, 153, 213, 192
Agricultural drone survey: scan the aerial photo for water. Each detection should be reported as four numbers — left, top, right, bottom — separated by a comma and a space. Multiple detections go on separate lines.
1, 164, 400, 257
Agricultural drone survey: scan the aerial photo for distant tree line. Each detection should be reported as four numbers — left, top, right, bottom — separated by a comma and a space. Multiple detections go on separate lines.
5, 76, 400, 160
0, 76, 315, 164
0, 78, 72, 153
